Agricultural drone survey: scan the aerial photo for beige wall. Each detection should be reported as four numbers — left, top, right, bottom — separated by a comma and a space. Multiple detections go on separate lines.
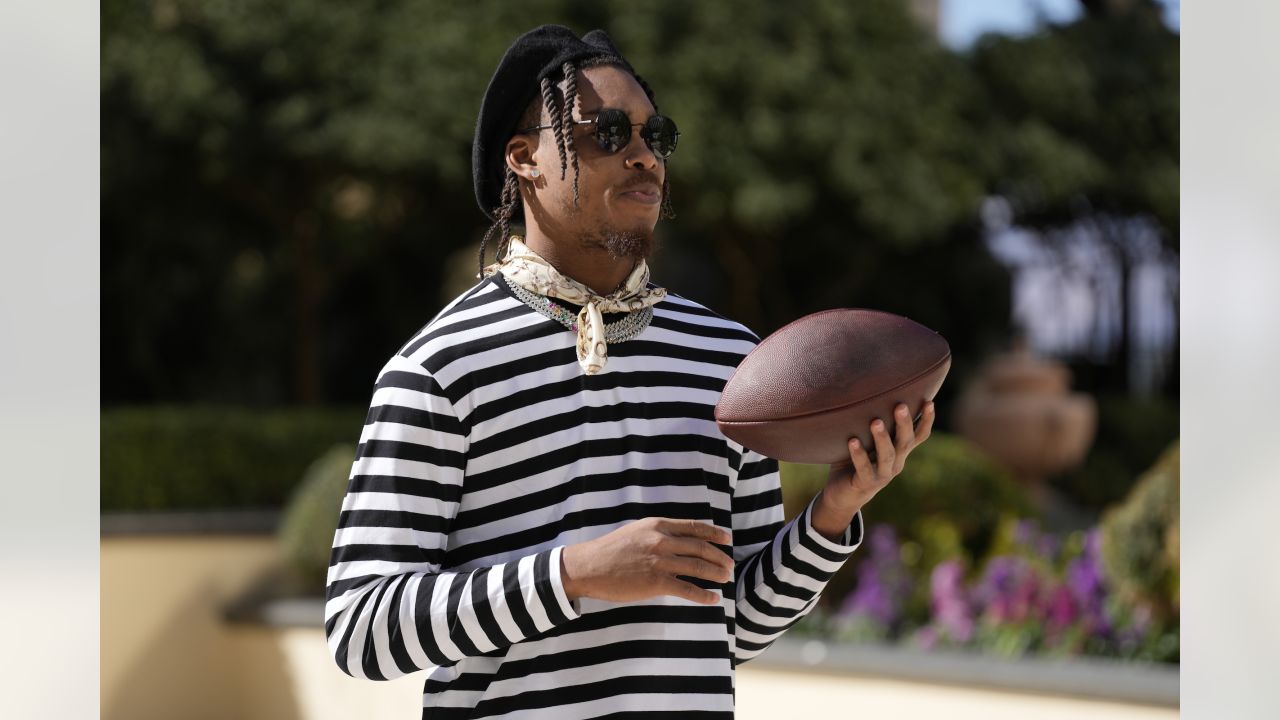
101, 535, 282, 720
231, 626, 427, 720
735, 667, 1178, 720
102, 535, 426, 720
102, 535, 1177, 720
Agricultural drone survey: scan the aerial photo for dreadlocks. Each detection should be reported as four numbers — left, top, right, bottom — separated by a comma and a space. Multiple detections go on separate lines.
475, 167, 521, 280
541, 75, 568, 181
560, 61, 583, 205
477, 57, 675, 279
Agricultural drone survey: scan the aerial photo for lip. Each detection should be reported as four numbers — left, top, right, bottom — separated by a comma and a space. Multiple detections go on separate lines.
619, 186, 661, 205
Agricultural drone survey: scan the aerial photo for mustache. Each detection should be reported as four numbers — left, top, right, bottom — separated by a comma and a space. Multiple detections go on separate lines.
616, 172, 663, 192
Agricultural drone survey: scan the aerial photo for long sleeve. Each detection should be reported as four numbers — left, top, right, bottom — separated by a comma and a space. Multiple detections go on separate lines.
324, 353, 580, 681
729, 444, 864, 665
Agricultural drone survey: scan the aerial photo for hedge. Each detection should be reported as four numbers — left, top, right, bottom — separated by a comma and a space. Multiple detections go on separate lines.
101, 405, 366, 511
279, 443, 358, 588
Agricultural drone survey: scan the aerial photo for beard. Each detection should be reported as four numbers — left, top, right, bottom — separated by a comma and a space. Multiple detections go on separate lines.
578, 223, 660, 263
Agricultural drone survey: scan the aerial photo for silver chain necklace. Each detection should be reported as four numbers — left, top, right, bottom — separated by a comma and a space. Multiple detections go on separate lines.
508, 280, 653, 343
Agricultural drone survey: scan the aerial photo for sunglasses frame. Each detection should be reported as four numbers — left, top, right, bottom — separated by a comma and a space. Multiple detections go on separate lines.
518, 108, 680, 159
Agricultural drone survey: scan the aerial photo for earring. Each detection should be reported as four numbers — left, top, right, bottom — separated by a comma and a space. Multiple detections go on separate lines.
530, 169, 541, 178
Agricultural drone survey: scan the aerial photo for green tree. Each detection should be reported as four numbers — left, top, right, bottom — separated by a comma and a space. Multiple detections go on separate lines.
968, 1, 1178, 395
603, 0, 1015, 398
104, 1, 1088, 405
103, 0, 554, 403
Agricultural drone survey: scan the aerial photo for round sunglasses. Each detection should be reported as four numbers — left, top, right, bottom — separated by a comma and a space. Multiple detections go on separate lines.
519, 108, 680, 159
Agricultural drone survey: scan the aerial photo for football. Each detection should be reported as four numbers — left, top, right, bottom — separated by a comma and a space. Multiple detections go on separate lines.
715, 308, 951, 465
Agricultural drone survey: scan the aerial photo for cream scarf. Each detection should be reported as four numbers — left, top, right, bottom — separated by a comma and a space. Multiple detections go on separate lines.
481, 235, 667, 375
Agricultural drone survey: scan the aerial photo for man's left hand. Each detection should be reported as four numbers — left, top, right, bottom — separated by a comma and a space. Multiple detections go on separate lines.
822, 400, 935, 514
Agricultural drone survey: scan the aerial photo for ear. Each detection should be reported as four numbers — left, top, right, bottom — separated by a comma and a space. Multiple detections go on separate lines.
505, 134, 542, 182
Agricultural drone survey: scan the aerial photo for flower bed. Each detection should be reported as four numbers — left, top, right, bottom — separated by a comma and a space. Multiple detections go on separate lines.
793, 516, 1178, 663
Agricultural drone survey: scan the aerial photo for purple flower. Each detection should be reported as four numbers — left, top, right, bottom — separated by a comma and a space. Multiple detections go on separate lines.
1013, 519, 1039, 548
1084, 527, 1102, 557
1065, 529, 1113, 637
842, 573, 899, 625
973, 555, 1046, 624
867, 523, 900, 559
973, 556, 1022, 605
1037, 534, 1060, 563
1066, 556, 1102, 598
839, 523, 910, 627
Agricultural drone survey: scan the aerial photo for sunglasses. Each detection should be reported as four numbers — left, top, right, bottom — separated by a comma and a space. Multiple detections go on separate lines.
519, 108, 680, 159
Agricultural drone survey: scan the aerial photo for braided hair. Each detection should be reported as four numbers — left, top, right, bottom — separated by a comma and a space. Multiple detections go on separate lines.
477, 57, 675, 279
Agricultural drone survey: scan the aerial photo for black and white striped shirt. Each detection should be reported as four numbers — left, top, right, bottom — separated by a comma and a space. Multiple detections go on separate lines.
325, 272, 865, 718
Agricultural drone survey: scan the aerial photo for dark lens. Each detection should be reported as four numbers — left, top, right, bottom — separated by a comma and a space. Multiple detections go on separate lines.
643, 115, 679, 159
594, 109, 632, 154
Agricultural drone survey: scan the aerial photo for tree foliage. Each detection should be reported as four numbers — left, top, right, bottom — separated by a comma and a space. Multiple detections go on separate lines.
967, 4, 1178, 396
102, 0, 1174, 405
970, 5, 1178, 244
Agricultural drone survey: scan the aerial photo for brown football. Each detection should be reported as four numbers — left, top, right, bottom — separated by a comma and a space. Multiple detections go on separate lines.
716, 309, 951, 465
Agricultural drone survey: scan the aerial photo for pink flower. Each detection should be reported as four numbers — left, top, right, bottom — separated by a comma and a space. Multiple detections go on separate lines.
929, 560, 975, 642
915, 626, 939, 650
1045, 584, 1079, 631
1009, 575, 1042, 622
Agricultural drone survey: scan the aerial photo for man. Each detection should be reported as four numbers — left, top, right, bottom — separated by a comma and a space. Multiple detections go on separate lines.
325, 24, 934, 718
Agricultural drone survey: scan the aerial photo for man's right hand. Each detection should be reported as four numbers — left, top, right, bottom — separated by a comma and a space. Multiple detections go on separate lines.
560, 518, 734, 605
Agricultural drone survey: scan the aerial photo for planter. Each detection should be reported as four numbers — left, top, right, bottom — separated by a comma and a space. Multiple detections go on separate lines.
229, 586, 1178, 713
748, 635, 1177, 708
103, 510, 1176, 719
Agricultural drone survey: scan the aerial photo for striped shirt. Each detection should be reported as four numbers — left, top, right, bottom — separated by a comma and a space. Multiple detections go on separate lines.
325, 272, 865, 719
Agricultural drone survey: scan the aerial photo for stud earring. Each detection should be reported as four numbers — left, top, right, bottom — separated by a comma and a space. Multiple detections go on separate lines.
530, 169, 541, 178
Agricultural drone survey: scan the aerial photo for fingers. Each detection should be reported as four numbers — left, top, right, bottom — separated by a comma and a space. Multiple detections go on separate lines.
655, 554, 734, 584
848, 436, 876, 483
660, 518, 732, 546
660, 575, 722, 605
916, 400, 935, 444
843, 401, 936, 480
893, 403, 914, 455
662, 535, 735, 572
650, 521, 734, 603
870, 416, 896, 475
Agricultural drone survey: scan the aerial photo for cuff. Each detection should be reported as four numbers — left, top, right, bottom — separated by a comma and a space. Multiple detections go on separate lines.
546, 545, 582, 621
799, 493, 865, 556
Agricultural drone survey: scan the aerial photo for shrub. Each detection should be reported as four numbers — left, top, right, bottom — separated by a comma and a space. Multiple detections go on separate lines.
101, 405, 365, 511
1099, 439, 1179, 623
780, 432, 1037, 612
278, 444, 357, 589
781, 435, 1181, 664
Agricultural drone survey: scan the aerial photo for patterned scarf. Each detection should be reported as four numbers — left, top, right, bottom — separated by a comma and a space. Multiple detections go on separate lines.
481, 235, 667, 375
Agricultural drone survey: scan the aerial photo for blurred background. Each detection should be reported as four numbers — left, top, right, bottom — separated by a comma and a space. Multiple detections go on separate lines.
100, 0, 1180, 718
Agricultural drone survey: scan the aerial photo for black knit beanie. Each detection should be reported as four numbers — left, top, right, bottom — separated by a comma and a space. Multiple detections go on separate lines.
471, 25, 636, 222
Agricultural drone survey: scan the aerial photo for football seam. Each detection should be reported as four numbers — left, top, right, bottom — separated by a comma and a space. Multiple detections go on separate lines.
715, 352, 950, 424
755, 307, 918, 346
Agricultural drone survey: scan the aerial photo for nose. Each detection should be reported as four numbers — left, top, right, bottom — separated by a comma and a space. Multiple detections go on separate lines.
623, 128, 659, 171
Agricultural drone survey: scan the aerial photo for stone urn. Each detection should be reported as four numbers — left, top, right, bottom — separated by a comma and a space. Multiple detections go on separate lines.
954, 339, 1097, 507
